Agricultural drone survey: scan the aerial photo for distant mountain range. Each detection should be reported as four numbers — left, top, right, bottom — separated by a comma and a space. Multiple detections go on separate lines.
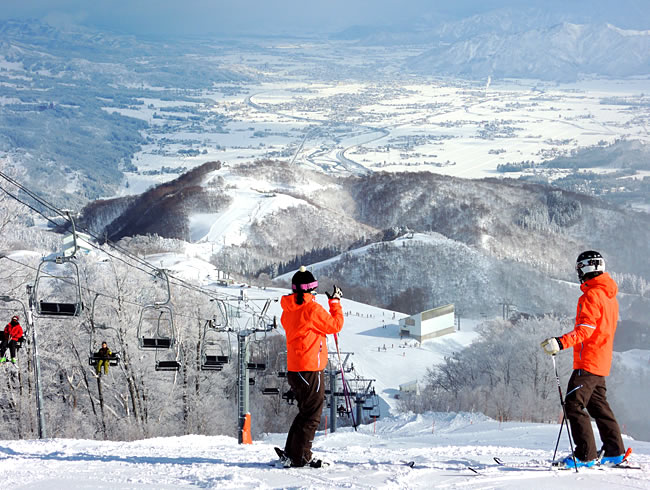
407, 22, 650, 81
335, 8, 650, 81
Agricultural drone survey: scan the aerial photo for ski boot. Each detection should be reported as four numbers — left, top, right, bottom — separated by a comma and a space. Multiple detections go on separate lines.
307, 457, 329, 468
274, 447, 293, 468
0, 357, 6, 364
601, 454, 625, 466
555, 454, 596, 469
10, 358, 17, 366
600, 447, 632, 466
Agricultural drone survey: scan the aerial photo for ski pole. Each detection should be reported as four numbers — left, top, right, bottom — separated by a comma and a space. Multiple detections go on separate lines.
551, 355, 578, 472
333, 333, 357, 430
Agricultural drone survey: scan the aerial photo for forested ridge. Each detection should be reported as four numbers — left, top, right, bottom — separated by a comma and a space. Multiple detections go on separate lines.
80, 160, 650, 319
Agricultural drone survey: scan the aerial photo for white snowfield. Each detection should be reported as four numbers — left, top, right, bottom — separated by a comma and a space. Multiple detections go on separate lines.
0, 412, 648, 489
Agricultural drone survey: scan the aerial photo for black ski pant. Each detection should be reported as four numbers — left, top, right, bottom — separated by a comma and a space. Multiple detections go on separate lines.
0, 339, 18, 359
285, 370, 325, 466
565, 369, 625, 461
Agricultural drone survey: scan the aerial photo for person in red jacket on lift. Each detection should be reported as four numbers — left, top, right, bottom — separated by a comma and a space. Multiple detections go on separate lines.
541, 251, 626, 468
279, 266, 344, 468
1, 315, 24, 365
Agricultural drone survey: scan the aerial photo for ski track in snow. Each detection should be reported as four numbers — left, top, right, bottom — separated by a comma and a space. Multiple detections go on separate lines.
1, 413, 648, 489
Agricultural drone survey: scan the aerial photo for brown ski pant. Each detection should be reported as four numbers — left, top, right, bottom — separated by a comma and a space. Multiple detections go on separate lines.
565, 369, 625, 461
285, 370, 325, 466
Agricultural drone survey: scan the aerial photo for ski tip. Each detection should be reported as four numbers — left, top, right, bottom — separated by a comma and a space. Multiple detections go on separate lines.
406, 461, 415, 468
468, 466, 480, 474
623, 447, 633, 462
494, 457, 504, 465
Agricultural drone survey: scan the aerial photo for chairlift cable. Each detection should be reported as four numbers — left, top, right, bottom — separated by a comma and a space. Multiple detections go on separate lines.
1, 254, 219, 324
0, 175, 275, 327
0, 176, 242, 304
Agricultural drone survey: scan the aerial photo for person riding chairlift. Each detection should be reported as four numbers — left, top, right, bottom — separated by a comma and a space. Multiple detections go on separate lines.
95, 341, 112, 376
0, 315, 24, 365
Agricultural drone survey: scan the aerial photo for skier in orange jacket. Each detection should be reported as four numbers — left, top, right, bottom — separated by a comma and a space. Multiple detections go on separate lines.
541, 251, 625, 468
280, 266, 343, 468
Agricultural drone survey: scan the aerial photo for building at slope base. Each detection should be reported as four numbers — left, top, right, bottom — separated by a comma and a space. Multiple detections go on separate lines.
398, 304, 455, 342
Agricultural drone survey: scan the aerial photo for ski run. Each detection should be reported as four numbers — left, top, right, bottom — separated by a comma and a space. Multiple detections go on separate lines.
0, 411, 648, 489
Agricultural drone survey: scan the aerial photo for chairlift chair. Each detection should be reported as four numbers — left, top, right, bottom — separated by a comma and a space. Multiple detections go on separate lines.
33, 256, 83, 317
88, 325, 121, 367
246, 339, 268, 371
200, 320, 231, 371
155, 339, 183, 372
137, 269, 176, 350
208, 299, 229, 330
155, 359, 182, 371
137, 307, 175, 349
282, 389, 296, 405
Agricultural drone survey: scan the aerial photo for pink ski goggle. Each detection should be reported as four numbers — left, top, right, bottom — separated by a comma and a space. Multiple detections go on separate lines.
292, 281, 318, 291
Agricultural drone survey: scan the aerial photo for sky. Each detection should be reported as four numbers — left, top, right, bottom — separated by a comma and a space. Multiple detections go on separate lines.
1, 0, 649, 38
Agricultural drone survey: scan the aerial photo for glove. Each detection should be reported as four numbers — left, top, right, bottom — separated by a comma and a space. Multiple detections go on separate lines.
541, 337, 563, 355
326, 285, 343, 300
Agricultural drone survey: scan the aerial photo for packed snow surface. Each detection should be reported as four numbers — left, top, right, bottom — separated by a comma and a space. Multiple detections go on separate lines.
1, 412, 648, 489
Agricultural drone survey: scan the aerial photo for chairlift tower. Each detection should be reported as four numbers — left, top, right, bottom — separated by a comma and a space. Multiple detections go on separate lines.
230, 297, 277, 444
325, 351, 354, 433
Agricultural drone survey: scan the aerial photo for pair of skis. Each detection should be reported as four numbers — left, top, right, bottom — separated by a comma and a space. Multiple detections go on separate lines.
467, 448, 641, 474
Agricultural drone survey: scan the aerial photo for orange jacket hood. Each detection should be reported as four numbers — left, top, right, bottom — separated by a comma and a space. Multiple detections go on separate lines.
281, 293, 343, 372
560, 272, 619, 376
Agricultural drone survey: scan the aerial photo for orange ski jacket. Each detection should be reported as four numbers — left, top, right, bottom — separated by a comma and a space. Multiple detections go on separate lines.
559, 272, 619, 376
281, 293, 343, 372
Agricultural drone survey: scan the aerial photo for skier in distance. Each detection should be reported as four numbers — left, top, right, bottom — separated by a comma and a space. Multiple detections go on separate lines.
0, 315, 24, 365
279, 266, 343, 468
541, 251, 626, 468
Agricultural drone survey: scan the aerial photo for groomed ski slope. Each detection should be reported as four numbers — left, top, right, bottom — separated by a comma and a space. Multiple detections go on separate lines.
0, 412, 648, 489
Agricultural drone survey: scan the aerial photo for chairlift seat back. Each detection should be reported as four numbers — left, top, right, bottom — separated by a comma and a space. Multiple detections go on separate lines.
155, 360, 181, 371
140, 337, 173, 349
203, 355, 229, 366
39, 301, 81, 317
246, 362, 266, 371
200, 363, 223, 371
262, 388, 280, 395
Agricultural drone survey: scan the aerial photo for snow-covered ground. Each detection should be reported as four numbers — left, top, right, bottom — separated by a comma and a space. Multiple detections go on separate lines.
1, 412, 648, 489
112, 77, 650, 197
1, 253, 648, 488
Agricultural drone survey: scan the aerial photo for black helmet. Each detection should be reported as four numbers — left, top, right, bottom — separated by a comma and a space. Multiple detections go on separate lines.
576, 250, 605, 283
291, 266, 318, 293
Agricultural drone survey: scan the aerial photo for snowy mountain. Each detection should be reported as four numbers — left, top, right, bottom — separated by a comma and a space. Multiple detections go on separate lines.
79, 159, 650, 320
407, 22, 650, 81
